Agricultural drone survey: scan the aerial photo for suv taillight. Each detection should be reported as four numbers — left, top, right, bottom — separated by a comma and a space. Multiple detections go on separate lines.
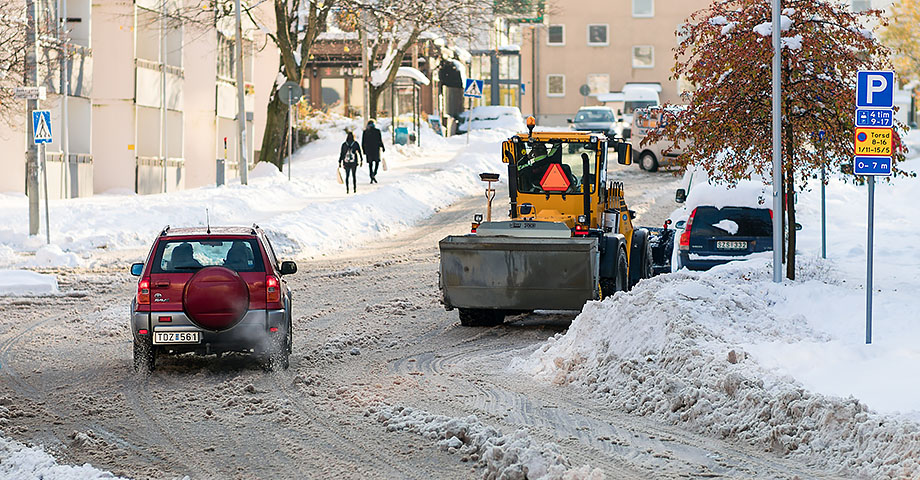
266, 275, 280, 303
137, 278, 150, 304
679, 208, 697, 251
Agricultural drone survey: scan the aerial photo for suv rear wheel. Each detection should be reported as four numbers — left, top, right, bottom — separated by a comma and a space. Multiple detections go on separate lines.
458, 308, 505, 327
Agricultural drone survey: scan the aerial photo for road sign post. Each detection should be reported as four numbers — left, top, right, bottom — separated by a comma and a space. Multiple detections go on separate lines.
33, 110, 52, 244
278, 81, 302, 181
854, 70, 895, 344
464, 79, 484, 144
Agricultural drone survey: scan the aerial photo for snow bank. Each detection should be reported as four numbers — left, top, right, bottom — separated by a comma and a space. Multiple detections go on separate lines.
372, 404, 603, 480
0, 113, 514, 266
519, 258, 920, 478
0, 435, 125, 479
0, 270, 58, 296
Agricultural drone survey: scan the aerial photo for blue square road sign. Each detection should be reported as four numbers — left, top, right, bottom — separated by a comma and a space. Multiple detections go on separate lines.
464, 79, 484, 99
32, 110, 52, 145
854, 156, 892, 176
856, 71, 895, 109
855, 108, 893, 127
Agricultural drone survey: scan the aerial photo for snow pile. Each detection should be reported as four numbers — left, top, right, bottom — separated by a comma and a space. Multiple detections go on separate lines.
0, 270, 58, 296
521, 259, 920, 478
0, 435, 125, 480
372, 404, 603, 480
0, 112, 514, 266
458, 106, 525, 134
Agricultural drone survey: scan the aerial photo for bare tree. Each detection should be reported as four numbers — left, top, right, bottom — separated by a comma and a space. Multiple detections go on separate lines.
0, 2, 43, 128
348, 0, 492, 116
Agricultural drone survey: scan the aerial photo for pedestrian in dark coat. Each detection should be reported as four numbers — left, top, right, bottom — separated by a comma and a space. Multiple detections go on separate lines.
339, 131, 363, 193
361, 120, 385, 184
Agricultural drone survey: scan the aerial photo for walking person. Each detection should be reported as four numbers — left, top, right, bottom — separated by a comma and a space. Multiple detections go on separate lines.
361, 120, 385, 184
339, 131, 363, 194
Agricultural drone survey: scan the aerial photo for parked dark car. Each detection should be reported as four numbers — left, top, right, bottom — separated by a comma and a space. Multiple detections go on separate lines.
568, 106, 624, 139
676, 206, 773, 271
129, 225, 296, 373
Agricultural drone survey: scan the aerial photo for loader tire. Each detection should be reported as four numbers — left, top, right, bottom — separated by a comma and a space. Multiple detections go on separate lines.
458, 308, 505, 327
629, 229, 653, 289
600, 247, 629, 298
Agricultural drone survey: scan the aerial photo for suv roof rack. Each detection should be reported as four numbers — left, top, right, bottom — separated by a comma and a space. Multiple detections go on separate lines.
251, 223, 260, 234
160, 225, 170, 236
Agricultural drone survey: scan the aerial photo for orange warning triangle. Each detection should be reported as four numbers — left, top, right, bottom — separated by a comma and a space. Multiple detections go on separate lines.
539, 163, 571, 192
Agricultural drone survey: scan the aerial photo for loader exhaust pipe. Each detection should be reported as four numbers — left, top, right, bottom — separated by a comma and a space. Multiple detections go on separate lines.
581, 153, 591, 226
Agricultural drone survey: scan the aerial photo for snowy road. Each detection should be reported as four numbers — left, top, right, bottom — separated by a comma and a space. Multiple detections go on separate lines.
0, 179, 849, 480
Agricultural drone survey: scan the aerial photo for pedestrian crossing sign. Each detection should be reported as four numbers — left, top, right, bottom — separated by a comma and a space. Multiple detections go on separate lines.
32, 110, 52, 145
464, 79, 484, 99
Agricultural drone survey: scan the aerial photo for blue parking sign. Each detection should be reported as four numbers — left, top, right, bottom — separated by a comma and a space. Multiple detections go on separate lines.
854, 156, 892, 176
856, 71, 895, 109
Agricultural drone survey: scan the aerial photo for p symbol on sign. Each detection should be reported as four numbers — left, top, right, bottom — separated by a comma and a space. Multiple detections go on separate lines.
866, 74, 888, 105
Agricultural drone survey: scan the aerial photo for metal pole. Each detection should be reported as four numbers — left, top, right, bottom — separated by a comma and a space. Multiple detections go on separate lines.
41, 143, 50, 244
866, 176, 875, 344
160, 0, 167, 193
288, 90, 292, 181
821, 164, 826, 259
59, 0, 69, 198
771, 0, 783, 283
234, 0, 249, 185
361, 9, 370, 124
26, 0, 40, 236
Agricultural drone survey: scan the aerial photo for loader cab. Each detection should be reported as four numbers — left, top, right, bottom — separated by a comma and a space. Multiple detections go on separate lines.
503, 130, 631, 229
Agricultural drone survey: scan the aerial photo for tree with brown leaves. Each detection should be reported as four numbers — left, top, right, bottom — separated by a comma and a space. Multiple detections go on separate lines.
648, 0, 909, 279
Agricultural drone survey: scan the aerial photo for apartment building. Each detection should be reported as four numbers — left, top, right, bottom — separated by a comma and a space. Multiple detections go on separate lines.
0, 0, 278, 197
515, 0, 710, 125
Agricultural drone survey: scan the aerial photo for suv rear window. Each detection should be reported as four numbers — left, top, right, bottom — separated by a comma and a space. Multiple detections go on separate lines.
690, 207, 772, 238
151, 239, 265, 273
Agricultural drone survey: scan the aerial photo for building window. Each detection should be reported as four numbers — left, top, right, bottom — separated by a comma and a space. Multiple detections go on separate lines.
851, 0, 870, 11
632, 46, 654, 69
587, 24, 608, 46
547, 74, 565, 97
586, 74, 610, 96
633, 0, 654, 17
217, 33, 235, 79
547, 25, 565, 46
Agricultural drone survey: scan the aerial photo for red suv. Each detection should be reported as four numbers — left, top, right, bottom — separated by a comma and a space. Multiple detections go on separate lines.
130, 225, 297, 372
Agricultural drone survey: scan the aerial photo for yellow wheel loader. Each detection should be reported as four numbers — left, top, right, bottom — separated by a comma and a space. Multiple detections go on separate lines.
438, 117, 675, 326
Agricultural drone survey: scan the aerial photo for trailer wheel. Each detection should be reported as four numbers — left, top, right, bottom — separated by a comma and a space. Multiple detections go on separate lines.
629, 229, 653, 289
458, 309, 505, 327
640, 152, 659, 172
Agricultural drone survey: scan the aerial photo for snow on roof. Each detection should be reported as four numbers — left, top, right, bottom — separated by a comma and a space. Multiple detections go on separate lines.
452, 45, 472, 63
498, 44, 520, 52
450, 58, 468, 87
317, 31, 359, 41
596, 92, 624, 103
393, 66, 430, 85
623, 82, 662, 93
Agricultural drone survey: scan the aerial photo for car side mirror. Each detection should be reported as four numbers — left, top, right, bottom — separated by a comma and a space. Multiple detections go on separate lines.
280, 261, 297, 275
675, 188, 687, 203
130, 263, 144, 276
566, 118, 573, 124
617, 110, 623, 116
795, 223, 803, 231
616, 142, 632, 165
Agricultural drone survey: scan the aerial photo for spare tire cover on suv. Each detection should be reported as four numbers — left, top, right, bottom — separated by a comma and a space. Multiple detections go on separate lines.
183, 266, 250, 331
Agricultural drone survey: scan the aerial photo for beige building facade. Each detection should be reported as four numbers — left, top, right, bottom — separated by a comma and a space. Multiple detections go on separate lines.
516, 0, 710, 126
0, 0, 278, 197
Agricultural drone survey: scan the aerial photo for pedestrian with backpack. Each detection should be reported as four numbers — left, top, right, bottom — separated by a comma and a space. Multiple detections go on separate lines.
338, 131, 363, 193
361, 120, 385, 184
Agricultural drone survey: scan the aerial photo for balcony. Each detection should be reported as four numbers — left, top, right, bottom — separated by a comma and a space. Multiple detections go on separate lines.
135, 58, 184, 110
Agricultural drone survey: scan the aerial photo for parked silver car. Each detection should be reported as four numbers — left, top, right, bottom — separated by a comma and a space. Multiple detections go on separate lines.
567, 106, 624, 139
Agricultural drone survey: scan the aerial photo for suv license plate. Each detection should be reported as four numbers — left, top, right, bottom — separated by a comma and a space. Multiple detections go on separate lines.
153, 331, 201, 344
716, 240, 747, 250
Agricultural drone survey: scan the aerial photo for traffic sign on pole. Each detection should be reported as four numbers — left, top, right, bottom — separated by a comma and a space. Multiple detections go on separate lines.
463, 79, 484, 98
853, 127, 892, 157
856, 71, 894, 108
32, 110, 52, 144
855, 108, 893, 127
853, 156, 892, 176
